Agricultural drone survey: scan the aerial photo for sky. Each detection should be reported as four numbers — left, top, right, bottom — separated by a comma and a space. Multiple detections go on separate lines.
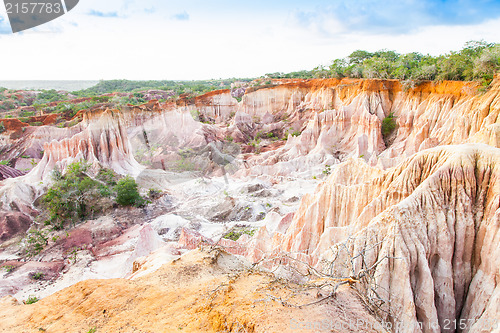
0, 0, 500, 80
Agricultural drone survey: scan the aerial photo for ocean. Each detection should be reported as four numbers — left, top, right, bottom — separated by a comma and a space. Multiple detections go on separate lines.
0, 80, 99, 91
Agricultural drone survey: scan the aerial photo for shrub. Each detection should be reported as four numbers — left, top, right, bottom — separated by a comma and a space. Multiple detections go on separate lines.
36, 89, 67, 103
381, 113, 397, 140
172, 156, 197, 172
223, 228, 256, 241
148, 188, 162, 199
30, 272, 44, 280
42, 162, 114, 229
115, 176, 144, 207
24, 230, 48, 257
25, 296, 39, 304
190, 109, 201, 121
91, 96, 111, 103
0, 121, 5, 133
96, 168, 118, 186
323, 164, 331, 176
3, 265, 15, 273
266, 132, 278, 140
20, 110, 35, 117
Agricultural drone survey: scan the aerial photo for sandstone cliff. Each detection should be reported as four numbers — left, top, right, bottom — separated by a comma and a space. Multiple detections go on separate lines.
31, 109, 143, 179
275, 144, 500, 332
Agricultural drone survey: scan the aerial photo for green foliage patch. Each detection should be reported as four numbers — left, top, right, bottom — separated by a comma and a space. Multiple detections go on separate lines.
41, 162, 146, 233
3, 265, 15, 273
24, 230, 48, 257
223, 227, 256, 241
25, 296, 39, 304
382, 113, 397, 139
264, 40, 500, 84
72, 79, 252, 98
30, 272, 45, 280
43, 162, 112, 230
115, 176, 144, 207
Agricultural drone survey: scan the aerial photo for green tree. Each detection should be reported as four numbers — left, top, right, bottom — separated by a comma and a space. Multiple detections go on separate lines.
363, 57, 395, 79
115, 176, 144, 207
329, 59, 347, 78
347, 50, 373, 65
312, 66, 330, 78
473, 46, 500, 82
43, 162, 113, 229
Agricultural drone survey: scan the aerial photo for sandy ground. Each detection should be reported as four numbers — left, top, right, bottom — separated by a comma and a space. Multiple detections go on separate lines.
0, 248, 384, 333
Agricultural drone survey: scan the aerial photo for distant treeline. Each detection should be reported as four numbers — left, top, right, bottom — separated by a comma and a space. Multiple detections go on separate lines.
264, 40, 500, 84
73, 78, 253, 97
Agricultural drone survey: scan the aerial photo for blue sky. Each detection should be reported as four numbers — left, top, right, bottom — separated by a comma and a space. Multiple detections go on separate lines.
0, 0, 499, 79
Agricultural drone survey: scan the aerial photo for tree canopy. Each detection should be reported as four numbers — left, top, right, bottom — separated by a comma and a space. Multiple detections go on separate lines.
265, 40, 500, 84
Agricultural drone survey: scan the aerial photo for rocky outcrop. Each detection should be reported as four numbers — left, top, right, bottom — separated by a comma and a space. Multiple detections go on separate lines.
192, 89, 239, 122
1, 77, 496, 180
237, 94, 387, 177
0, 165, 24, 180
0, 211, 32, 241
384, 77, 500, 167
30, 109, 143, 180
274, 144, 500, 332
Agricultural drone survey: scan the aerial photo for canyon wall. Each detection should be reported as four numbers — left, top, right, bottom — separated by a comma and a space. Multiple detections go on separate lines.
273, 144, 500, 333
1, 76, 494, 181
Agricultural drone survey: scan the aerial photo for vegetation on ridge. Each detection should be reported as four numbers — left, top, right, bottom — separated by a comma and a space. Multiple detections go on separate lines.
72, 78, 253, 97
265, 40, 500, 85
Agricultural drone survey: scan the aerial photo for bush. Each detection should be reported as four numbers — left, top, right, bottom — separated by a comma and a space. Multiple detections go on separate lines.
25, 296, 39, 304
24, 230, 48, 257
115, 176, 144, 207
30, 272, 44, 280
148, 188, 162, 199
323, 164, 331, 176
381, 113, 397, 142
3, 265, 15, 273
96, 168, 118, 186
36, 89, 67, 103
42, 162, 114, 229
223, 228, 256, 241
20, 110, 35, 117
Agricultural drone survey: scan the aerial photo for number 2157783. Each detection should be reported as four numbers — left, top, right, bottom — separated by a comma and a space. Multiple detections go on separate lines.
5, 2, 62, 14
